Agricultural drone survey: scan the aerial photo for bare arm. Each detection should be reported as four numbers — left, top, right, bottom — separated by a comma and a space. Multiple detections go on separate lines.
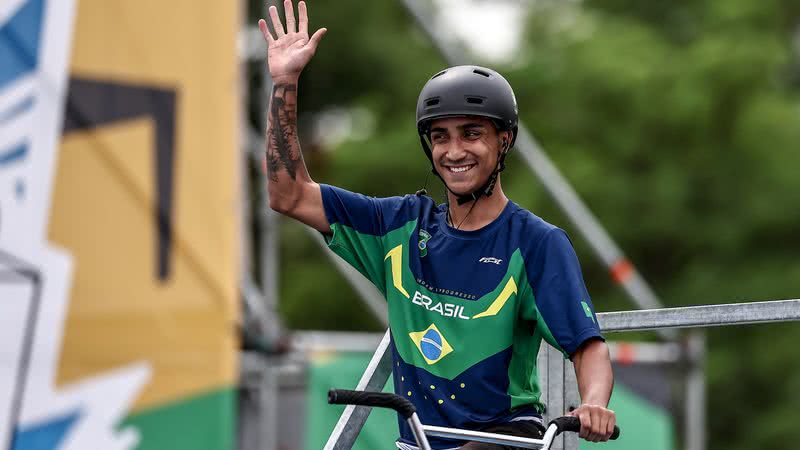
570, 338, 616, 442
259, 1, 330, 233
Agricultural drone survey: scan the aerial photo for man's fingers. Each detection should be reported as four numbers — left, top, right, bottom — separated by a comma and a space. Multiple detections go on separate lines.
298, 1, 308, 35
578, 411, 591, 440
283, 0, 296, 34
588, 409, 601, 442
258, 19, 275, 43
573, 405, 616, 442
308, 28, 327, 50
606, 414, 617, 437
269, 5, 285, 37
597, 412, 610, 441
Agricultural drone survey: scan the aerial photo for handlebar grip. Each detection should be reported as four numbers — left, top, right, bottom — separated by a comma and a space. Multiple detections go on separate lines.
549, 416, 620, 440
327, 389, 417, 420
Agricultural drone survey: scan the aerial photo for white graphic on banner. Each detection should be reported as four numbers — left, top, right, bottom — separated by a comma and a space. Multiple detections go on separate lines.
0, 1, 151, 449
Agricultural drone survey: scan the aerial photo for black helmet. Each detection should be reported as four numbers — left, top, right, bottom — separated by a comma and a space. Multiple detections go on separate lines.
416, 66, 518, 144
415, 65, 519, 204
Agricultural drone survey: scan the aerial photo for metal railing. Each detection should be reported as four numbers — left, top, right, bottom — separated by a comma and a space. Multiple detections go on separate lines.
599, 299, 800, 332
324, 299, 800, 450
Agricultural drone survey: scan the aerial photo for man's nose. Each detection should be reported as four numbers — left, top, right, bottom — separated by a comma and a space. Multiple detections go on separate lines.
443, 140, 467, 161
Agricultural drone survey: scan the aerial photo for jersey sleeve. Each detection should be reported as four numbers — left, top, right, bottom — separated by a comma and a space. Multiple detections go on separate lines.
320, 184, 415, 295
523, 228, 604, 358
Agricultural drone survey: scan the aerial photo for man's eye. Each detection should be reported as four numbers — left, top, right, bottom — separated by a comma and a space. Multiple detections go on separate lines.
432, 135, 446, 142
465, 131, 480, 138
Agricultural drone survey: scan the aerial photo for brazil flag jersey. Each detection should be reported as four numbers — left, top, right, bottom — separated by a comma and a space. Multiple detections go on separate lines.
320, 185, 603, 449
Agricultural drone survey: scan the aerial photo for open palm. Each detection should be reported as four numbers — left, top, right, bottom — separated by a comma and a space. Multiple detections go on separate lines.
258, 0, 327, 81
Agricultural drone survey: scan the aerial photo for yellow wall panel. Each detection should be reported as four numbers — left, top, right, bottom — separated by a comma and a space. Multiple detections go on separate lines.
48, 0, 240, 412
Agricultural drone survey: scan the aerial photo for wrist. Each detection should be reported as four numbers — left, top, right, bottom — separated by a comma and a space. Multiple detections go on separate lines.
579, 398, 609, 408
271, 73, 300, 85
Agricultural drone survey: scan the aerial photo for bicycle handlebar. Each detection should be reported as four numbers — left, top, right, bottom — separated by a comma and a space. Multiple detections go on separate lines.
328, 389, 621, 443
328, 389, 417, 419
549, 416, 620, 440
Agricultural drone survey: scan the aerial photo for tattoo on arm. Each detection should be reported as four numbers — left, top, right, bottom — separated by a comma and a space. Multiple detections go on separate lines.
266, 83, 302, 182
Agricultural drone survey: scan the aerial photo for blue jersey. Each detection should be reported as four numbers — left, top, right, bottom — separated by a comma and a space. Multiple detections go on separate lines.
320, 184, 603, 449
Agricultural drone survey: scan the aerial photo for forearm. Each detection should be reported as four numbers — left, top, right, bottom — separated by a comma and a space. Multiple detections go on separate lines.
266, 75, 312, 211
573, 339, 614, 406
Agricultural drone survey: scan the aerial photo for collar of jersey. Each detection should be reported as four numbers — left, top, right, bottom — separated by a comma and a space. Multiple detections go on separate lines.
436, 200, 518, 240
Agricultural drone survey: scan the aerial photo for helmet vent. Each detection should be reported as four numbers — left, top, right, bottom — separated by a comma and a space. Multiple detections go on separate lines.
472, 68, 491, 77
465, 96, 485, 105
432, 70, 448, 79
425, 97, 441, 107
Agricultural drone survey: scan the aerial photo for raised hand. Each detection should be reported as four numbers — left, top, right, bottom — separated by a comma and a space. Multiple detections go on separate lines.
258, 0, 327, 82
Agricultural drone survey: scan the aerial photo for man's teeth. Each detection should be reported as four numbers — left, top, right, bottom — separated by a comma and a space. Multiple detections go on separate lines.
448, 165, 474, 173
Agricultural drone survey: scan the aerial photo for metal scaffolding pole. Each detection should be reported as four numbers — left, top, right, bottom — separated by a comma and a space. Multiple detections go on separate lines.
237, 3, 286, 448
685, 332, 706, 450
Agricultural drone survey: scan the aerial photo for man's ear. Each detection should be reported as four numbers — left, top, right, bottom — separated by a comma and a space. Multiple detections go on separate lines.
499, 130, 512, 151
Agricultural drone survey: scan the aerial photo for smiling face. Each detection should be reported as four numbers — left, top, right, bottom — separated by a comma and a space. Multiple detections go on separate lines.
429, 116, 509, 196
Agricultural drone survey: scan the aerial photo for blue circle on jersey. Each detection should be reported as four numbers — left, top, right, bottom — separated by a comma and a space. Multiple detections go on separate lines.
420, 329, 443, 360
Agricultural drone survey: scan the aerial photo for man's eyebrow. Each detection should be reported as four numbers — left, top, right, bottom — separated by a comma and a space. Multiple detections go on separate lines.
430, 123, 486, 133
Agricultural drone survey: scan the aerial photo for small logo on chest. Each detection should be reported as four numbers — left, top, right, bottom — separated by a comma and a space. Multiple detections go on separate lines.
418, 229, 432, 257
478, 257, 503, 265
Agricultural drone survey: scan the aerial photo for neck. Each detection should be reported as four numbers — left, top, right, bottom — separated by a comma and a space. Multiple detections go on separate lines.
446, 182, 508, 231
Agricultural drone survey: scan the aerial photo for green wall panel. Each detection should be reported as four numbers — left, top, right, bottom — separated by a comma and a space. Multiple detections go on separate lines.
122, 387, 236, 450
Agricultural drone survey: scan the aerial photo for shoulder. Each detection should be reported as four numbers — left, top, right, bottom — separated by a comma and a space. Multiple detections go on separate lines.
504, 204, 581, 274
508, 204, 559, 233
506, 203, 564, 253
320, 184, 437, 234
321, 184, 431, 208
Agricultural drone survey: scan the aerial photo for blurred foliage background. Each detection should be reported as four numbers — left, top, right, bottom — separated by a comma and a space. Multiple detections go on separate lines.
247, 0, 800, 449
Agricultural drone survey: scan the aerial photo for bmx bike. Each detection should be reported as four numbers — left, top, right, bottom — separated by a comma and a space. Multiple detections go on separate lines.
328, 389, 620, 450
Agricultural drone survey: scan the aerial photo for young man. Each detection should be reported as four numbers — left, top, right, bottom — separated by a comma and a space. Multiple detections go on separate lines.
258, 2, 616, 448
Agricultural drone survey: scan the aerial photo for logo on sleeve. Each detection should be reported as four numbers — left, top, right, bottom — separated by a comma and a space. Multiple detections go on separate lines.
581, 301, 596, 323
409, 323, 453, 365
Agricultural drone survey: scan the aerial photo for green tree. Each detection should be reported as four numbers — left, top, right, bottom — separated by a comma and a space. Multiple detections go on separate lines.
513, 1, 800, 448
